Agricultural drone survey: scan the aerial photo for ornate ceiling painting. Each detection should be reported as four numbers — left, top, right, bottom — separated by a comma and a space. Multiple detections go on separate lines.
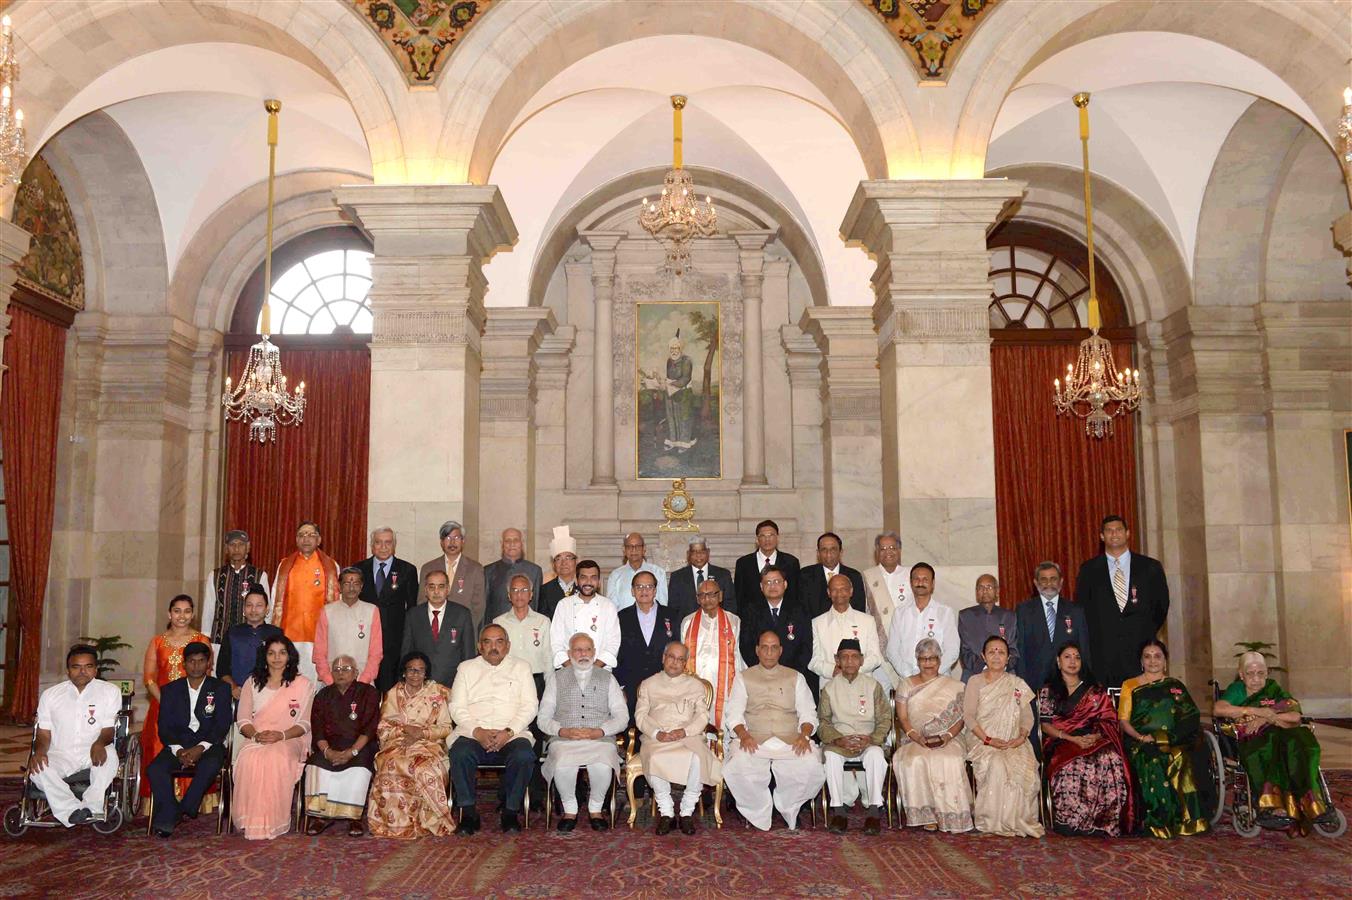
863, 0, 1000, 81
13, 154, 85, 311
352, 0, 495, 84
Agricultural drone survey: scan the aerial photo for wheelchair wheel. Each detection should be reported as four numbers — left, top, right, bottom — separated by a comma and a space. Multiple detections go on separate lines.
1231, 801, 1263, 837
1204, 732, 1226, 826
1313, 807, 1347, 839
3, 804, 28, 837
120, 737, 142, 820
92, 805, 124, 835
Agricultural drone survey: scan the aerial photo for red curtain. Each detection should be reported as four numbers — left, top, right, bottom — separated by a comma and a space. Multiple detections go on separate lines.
224, 346, 370, 577
2, 306, 68, 722
991, 340, 1138, 608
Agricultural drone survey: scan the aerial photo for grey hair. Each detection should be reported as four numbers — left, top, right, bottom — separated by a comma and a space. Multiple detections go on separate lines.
370, 526, 395, 542
1035, 560, 1063, 579
1238, 651, 1268, 675
914, 637, 942, 660
439, 520, 464, 541
687, 537, 708, 549
331, 654, 357, 670
339, 566, 364, 582
874, 530, 902, 551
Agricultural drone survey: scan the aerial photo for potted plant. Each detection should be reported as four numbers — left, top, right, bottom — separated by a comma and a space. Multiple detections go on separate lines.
77, 634, 133, 679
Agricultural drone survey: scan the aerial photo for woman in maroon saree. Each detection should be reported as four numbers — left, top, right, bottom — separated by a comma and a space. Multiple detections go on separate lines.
1037, 641, 1134, 836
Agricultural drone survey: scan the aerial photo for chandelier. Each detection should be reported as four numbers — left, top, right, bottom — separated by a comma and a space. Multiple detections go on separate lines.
222, 99, 306, 443
0, 15, 27, 187
1339, 87, 1352, 169
638, 95, 717, 275
1052, 92, 1142, 438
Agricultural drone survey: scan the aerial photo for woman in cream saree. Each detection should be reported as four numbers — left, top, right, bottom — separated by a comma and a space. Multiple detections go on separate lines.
964, 636, 1043, 837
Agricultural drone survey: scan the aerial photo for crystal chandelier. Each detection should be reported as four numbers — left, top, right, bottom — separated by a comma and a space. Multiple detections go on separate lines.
1339, 87, 1352, 169
1052, 92, 1142, 439
0, 15, 27, 187
638, 95, 717, 275
222, 99, 305, 443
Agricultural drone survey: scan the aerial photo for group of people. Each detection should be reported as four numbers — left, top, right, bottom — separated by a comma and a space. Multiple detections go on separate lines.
28, 515, 1336, 843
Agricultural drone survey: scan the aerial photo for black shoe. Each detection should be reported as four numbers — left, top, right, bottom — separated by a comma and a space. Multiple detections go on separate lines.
501, 811, 522, 833
557, 817, 577, 833
828, 814, 848, 835
179, 810, 198, 822
589, 815, 609, 832
679, 815, 697, 836
458, 810, 481, 836
863, 816, 881, 836
69, 808, 92, 825
655, 815, 673, 836
152, 827, 173, 839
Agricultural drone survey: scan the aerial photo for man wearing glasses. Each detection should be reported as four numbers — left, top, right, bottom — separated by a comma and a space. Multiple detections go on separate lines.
739, 565, 816, 698
313, 567, 383, 686
401, 570, 477, 689
679, 577, 744, 730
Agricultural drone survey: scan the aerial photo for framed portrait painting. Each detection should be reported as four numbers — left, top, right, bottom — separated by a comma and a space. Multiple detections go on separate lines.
636, 300, 722, 479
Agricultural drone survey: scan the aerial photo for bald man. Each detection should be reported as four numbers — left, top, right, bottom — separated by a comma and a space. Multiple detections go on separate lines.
483, 528, 543, 623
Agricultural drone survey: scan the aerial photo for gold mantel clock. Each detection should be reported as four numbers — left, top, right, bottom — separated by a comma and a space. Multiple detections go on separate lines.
660, 479, 699, 532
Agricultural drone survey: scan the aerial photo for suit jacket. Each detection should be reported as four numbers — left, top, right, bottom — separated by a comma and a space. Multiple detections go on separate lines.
666, 563, 735, 623
419, 555, 487, 634
733, 551, 801, 613
401, 601, 478, 689
738, 597, 816, 696
483, 557, 544, 623
358, 555, 419, 693
157, 675, 234, 752
613, 604, 681, 719
1076, 552, 1170, 688
798, 563, 867, 619
1015, 595, 1091, 690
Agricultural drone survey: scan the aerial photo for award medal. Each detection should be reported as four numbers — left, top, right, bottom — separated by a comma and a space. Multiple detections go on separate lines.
358, 622, 366, 640
664, 619, 672, 638
449, 628, 459, 644
926, 618, 935, 638
1064, 616, 1073, 635
1130, 586, 1138, 605
787, 623, 796, 641
532, 628, 540, 647
86, 704, 97, 725
851, 625, 859, 639
349, 702, 359, 721
289, 699, 300, 718
858, 694, 868, 715
240, 579, 251, 598
590, 615, 598, 633
391, 572, 399, 589
313, 566, 322, 588
998, 625, 1006, 637
204, 693, 216, 715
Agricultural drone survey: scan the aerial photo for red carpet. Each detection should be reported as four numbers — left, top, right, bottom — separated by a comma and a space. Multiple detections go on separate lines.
2, 773, 1350, 898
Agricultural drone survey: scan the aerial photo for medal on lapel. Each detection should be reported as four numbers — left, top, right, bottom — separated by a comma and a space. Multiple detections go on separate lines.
450, 628, 459, 644
851, 625, 859, 639
1064, 616, 1073, 635
1130, 586, 1138, 605
926, 617, 935, 638
456, 577, 464, 593
289, 699, 300, 718
349, 702, 358, 721
532, 628, 540, 647
204, 692, 216, 715
240, 579, 251, 598
664, 619, 673, 638
787, 623, 796, 641
313, 566, 322, 588
998, 625, 1006, 638
86, 704, 97, 726
858, 694, 868, 715
391, 572, 399, 589
358, 621, 366, 640
591, 615, 598, 632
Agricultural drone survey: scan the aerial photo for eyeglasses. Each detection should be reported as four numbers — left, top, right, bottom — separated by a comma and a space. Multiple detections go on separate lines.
332, 665, 356, 673
404, 668, 426, 677
509, 587, 532, 594
762, 578, 785, 586
916, 656, 940, 663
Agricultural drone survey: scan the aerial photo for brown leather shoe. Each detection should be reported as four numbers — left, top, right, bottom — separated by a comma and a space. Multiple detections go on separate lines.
863, 816, 881, 835
828, 814, 848, 834
679, 815, 697, 835
655, 815, 673, 835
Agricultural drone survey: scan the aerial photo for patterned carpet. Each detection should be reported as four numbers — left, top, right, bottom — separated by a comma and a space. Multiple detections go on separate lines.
1, 774, 1349, 898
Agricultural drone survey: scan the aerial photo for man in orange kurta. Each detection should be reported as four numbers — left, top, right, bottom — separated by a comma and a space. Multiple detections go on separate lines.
272, 520, 340, 682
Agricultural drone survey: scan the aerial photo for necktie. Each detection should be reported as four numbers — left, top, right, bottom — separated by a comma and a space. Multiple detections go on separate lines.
760, 560, 769, 574
431, 608, 441, 641
1045, 599, 1056, 641
696, 569, 705, 586
771, 606, 780, 621
1112, 561, 1128, 612
376, 561, 387, 594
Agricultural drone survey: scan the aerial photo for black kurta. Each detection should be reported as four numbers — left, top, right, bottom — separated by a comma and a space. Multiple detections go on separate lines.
307, 681, 381, 771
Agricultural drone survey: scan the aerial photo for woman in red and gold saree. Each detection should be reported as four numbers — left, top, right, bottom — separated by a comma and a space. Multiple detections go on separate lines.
368, 652, 455, 838
232, 636, 313, 840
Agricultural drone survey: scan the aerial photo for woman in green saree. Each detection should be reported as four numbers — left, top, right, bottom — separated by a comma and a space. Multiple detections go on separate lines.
1213, 651, 1338, 834
1117, 640, 1209, 838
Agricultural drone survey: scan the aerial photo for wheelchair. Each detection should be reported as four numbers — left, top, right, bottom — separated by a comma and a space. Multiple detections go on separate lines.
4, 688, 142, 837
1205, 680, 1346, 838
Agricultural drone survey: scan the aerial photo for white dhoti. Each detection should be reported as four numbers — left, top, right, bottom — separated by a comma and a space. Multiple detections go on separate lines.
824, 746, 886, 809
544, 739, 620, 815
722, 737, 824, 831
304, 765, 372, 819
31, 748, 119, 826
649, 753, 702, 817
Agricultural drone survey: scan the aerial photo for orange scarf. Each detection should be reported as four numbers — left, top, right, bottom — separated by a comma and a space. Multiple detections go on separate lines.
273, 549, 338, 643
685, 608, 736, 728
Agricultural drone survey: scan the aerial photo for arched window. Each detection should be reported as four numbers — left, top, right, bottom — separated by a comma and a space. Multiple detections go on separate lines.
230, 226, 373, 337
987, 221, 1130, 337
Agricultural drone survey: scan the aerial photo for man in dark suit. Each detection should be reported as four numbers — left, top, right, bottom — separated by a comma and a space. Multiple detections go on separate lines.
402, 570, 477, 688
483, 527, 544, 623
667, 536, 735, 623
538, 525, 579, 619
1016, 561, 1091, 689
1075, 515, 1170, 688
358, 527, 420, 692
739, 565, 815, 695
147, 641, 233, 838
613, 571, 681, 722
420, 520, 487, 634
798, 532, 867, 619
734, 519, 801, 613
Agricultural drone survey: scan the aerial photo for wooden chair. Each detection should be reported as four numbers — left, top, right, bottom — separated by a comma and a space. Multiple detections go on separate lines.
819, 687, 897, 828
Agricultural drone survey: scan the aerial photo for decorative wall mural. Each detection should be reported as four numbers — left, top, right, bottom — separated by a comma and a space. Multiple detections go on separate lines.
862, 0, 1000, 81
13, 154, 85, 311
352, 0, 494, 84
636, 301, 722, 480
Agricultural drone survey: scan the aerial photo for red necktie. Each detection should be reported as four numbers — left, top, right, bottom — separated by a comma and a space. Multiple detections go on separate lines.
431, 609, 441, 640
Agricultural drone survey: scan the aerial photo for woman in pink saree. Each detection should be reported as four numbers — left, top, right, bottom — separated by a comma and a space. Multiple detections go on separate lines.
233, 636, 313, 840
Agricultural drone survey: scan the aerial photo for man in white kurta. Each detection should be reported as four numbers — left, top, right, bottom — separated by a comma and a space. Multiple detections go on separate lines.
538, 634, 628, 829
818, 639, 891, 835
493, 574, 554, 697
722, 631, 824, 831
313, 567, 383, 685
635, 642, 721, 833
885, 563, 959, 679
31, 645, 123, 825
810, 574, 886, 689
550, 560, 621, 668
680, 578, 744, 730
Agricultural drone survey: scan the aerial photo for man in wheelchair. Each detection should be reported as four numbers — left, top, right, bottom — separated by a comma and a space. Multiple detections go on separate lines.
29, 644, 125, 826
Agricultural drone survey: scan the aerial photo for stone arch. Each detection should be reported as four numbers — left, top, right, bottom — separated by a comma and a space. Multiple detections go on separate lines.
435, 0, 917, 184
9, 0, 403, 180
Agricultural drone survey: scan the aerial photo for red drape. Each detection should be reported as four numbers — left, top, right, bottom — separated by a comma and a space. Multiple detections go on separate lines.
2, 306, 68, 722
991, 340, 1138, 607
224, 346, 370, 578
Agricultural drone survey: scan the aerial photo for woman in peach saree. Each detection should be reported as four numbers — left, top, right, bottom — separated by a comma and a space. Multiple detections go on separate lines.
232, 636, 313, 839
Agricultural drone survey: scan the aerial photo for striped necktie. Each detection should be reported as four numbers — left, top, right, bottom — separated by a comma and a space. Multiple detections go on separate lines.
1112, 561, 1128, 612
1045, 599, 1056, 641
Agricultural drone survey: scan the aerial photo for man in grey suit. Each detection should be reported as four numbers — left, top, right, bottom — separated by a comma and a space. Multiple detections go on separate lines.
420, 520, 487, 633
403, 570, 477, 688
483, 528, 543, 623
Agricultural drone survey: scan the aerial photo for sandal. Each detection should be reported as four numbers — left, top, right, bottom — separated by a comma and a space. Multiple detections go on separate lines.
348, 820, 366, 837
305, 818, 331, 836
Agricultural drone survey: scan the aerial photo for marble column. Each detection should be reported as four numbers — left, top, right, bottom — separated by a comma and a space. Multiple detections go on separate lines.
478, 307, 555, 561
840, 179, 1023, 610
334, 185, 517, 566
532, 324, 576, 568
580, 231, 624, 487
0, 217, 32, 402
733, 230, 775, 486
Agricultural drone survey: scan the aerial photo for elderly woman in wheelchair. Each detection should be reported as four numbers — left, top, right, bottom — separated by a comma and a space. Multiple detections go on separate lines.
1212, 652, 1344, 836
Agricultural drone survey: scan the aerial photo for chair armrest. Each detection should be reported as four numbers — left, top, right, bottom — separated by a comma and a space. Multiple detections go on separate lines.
625, 726, 637, 759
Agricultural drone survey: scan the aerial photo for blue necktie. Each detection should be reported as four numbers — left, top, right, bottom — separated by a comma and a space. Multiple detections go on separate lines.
376, 561, 387, 594
1045, 599, 1056, 641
